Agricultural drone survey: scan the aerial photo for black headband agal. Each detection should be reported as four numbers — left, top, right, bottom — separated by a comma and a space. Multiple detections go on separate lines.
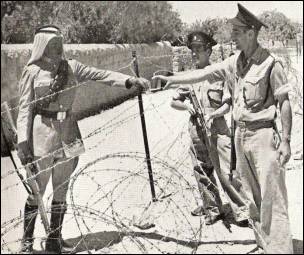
35, 25, 61, 35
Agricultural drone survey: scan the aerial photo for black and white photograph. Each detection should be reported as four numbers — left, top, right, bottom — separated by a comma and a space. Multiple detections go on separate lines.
1, 1, 303, 254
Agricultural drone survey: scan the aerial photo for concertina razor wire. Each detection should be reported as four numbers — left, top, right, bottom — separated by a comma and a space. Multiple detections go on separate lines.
2, 50, 301, 254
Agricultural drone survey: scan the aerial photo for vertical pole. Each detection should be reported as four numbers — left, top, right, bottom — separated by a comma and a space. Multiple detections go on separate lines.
132, 51, 157, 202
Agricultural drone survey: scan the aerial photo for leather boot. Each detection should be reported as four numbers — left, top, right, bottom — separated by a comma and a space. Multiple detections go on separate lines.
58, 203, 72, 249
45, 201, 73, 253
20, 203, 38, 253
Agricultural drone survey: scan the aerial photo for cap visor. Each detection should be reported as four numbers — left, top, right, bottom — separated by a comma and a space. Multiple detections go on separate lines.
189, 42, 205, 49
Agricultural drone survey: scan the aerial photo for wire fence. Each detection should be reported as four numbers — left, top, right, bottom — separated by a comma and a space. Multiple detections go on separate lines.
1, 48, 303, 254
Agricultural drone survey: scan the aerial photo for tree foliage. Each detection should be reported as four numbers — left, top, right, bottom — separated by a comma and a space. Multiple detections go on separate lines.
183, 10, 302, 47
1, 1, 183, 44
104, 1, 183, 43
258, 10, 301, 45
1, 2, 301, 46
185, 18, 232, 44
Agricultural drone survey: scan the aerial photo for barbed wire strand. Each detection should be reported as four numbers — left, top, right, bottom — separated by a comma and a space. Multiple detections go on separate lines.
2, 50, 301, 254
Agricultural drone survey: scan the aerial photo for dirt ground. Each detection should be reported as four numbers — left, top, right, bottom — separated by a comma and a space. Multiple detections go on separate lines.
1, 54, 303, 254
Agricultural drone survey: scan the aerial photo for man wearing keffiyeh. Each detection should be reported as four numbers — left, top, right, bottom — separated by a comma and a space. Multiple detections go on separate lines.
17, 25, 149, 253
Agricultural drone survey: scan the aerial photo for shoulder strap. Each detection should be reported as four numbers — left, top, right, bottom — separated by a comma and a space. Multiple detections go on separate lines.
264, 55, 276, 105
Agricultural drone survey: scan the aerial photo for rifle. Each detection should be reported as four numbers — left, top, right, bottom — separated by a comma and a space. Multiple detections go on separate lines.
229, 117, 236, 182
1, 102, 50, 235
187, 87, 212, 137
25, 163, 50, 235
229, 78, 236, 182
187, 88, 246, 207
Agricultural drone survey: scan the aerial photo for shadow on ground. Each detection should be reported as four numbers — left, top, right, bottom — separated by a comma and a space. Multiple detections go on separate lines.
33, 230, 257, 254
33, 231, 303, 254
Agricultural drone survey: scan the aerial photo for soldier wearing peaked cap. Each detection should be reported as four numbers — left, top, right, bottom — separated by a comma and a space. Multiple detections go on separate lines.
154, 3, 293, 253
17, 25, 149, 253
229, 3, 268, 30
171, 31, 249, 226
187, 31, 217, 49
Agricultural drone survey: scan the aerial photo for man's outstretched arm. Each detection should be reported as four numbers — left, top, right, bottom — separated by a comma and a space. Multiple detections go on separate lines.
152, 56, 235, 89
70, 59, 149, 90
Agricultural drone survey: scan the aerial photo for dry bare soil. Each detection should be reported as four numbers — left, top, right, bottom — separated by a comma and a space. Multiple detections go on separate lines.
1, 55, 303, 254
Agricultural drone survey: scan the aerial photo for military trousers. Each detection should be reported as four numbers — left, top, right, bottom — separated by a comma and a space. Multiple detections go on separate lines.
189, 119, 222, 218
235, 126, 293, 254
26, 154, 78, 206
205, 132, 249, 219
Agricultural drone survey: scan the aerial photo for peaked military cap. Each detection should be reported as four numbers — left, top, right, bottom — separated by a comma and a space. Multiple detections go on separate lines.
187, 31, 217, 50
229, 3, 268, 30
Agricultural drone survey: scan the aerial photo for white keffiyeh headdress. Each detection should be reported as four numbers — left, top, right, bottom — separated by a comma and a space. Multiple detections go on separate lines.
27, 25, 65, 66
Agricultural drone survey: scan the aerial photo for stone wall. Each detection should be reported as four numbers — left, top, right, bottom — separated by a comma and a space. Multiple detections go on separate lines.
1, 42, 173, 120
172, 47, 192, 72
0, 41, 233, 124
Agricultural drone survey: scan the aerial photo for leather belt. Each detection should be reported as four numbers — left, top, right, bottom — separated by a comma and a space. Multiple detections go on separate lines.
36, 109, 70, 121
236, 120, 274, 131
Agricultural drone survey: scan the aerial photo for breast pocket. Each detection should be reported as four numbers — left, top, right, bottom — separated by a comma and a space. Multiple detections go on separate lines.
34, 80, 52, 108
243, 75, 268, 105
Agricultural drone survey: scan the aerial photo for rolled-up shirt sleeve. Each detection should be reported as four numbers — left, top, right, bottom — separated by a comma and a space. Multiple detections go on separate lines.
270, 61, 291, 99
17, 67, 35, 144
69, 59, 130, 86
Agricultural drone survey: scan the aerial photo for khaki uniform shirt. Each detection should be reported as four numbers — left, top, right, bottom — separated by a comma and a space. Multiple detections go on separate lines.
17, 59, 130, 157
199, 45, 289, 122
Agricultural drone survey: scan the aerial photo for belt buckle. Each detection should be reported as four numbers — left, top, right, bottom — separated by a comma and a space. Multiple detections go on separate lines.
57, 111, 66, 121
